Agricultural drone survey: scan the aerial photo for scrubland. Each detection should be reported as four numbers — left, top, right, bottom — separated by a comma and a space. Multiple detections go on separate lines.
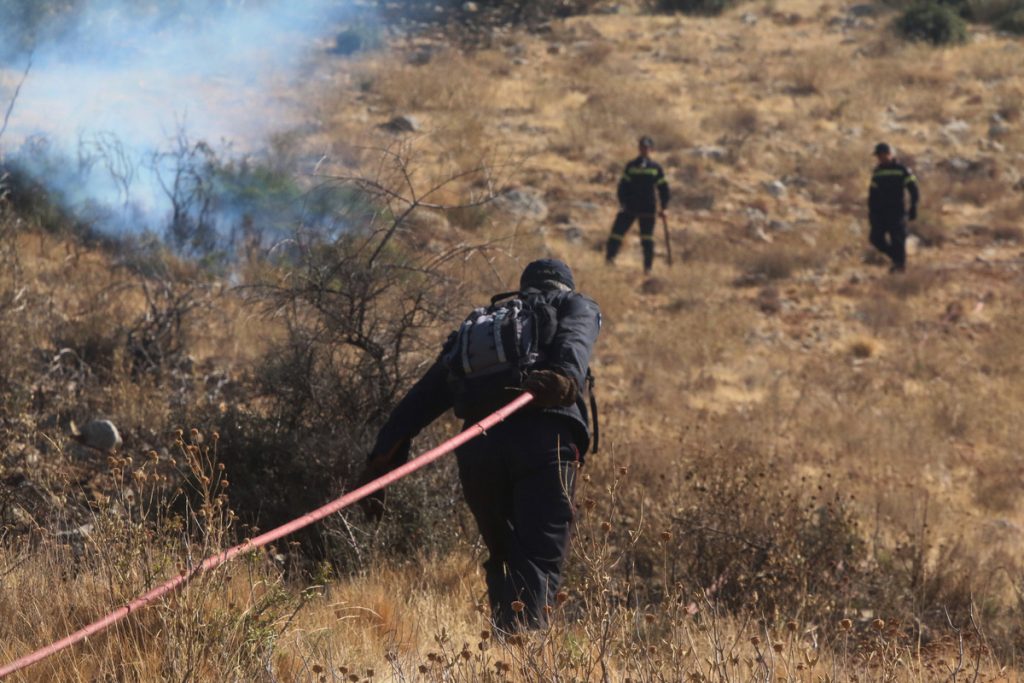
3, 0, 1024, 680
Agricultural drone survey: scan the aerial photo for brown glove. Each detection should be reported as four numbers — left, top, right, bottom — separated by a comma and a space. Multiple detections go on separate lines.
522, 370, 578, 408
357, 438, 410, 522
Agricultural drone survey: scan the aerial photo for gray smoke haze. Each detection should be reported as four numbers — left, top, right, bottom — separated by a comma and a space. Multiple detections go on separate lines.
0, 0, 367, 240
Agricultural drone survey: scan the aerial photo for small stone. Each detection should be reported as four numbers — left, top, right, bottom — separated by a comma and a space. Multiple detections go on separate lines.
763, 180, 787, 198
988, 115, 1010, 140
688, 145, 728, 161
462, 1, 478, 12
562, 226, 583, 243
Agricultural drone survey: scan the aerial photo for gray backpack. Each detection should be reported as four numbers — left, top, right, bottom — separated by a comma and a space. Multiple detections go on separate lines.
443, 291, 557, 418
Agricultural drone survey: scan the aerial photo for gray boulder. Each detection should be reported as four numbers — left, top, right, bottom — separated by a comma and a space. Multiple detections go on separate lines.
494, 187, 549, 222
70, 419, 122, 453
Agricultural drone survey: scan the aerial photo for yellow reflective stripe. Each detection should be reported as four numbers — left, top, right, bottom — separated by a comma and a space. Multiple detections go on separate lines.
608, 234, 624, 242
627, 167, 661, 176
657, 178, 668, 185
873, 169, 906, 178
905, 175, 918, 185
621, 174, 631, 182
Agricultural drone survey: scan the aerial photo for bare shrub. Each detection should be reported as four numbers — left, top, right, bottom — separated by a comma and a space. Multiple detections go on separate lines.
887, 267, 940, 298
911, 210, 949, 247
126, 278, 208, 379
848, 336, 879, 359
858, 295, 908, 332
369, 49, 498, 114
657, 448, 865, 617
561, 71, 691, 159
226, 143, 504, 563
736, 246, 815, 284
781, 52, 836, 96
992, 225, 1023, 243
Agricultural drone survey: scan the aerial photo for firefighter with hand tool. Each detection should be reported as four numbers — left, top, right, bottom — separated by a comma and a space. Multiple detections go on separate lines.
605, 135, 671, 274
359, 259, 601, 634
868, 142, 920, 274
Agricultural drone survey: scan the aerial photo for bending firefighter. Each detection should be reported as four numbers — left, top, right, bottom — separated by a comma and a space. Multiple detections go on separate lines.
868, 142, 920, 273
361, 259, 601, 633
606, 135, 671, 274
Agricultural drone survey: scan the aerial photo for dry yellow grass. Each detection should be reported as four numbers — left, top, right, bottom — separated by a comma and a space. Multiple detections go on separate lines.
5, 0, 1024, 679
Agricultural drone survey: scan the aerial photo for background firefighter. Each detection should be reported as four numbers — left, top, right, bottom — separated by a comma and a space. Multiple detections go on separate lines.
868, 142, 920, 273
605, 135, 671, 274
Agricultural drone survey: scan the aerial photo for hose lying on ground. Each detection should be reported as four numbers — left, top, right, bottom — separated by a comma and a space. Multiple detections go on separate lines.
0, 393, 534, 680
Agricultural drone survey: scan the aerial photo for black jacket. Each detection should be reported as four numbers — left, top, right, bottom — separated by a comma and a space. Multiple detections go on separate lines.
868, 161, 919, 218
617, 157, 670, 214
370, 287, 601, 461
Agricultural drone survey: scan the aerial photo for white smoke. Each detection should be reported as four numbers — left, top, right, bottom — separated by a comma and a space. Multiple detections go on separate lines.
0, 0, 367, 238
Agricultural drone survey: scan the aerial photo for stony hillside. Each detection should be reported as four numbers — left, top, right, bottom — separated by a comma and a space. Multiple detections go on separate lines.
302, 0, 1024, 556
2, 0, 1024, 679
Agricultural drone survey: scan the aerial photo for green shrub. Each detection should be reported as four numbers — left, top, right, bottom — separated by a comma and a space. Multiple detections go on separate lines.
996, 7, 1024, 31
935, 0, 974, 17
896, 2, 970, 44
656, 0, 744, 14
967, 0, 1024, 22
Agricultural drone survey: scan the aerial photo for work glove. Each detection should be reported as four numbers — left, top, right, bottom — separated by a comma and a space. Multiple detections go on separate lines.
522, 369, 578, 408
357, 437, 410, 522
908, 206, 917, 221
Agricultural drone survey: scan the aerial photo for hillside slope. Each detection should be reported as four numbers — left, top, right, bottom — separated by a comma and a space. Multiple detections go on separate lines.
2, 0, 1024, 679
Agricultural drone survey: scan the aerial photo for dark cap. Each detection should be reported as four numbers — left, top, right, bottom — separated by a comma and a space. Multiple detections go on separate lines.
873, 142, 892, 156
639, 135, 655, 149
520, 258, 575, 291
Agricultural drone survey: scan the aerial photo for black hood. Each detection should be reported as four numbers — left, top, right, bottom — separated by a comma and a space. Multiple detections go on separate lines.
519, 258, 575, 291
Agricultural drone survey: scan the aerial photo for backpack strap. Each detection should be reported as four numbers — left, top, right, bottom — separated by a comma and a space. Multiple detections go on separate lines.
586, 368, 599, 454
490, 290, 522, 305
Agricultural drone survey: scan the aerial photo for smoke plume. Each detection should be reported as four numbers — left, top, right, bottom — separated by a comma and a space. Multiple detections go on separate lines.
0, 0, 365, 243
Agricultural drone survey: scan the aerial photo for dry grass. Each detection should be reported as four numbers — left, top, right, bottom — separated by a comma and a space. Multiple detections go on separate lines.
6, 3, 1024, 680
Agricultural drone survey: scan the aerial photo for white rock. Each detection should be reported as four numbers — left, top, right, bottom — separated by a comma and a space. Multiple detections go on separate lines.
944, 119, 971, 139
764, 180, 787, 198
689, 145, 728, 161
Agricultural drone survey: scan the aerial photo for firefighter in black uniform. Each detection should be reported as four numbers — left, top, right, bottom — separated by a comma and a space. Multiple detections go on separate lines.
360, 259, 601, 633
605, 135, 671, 274
868, 142, 920, 273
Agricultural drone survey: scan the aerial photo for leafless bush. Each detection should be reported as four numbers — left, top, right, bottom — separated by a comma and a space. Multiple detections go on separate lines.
858, 295, 908, 332
736, 246, 816, 284
154, 131, 220, 259
887, 267, 939, 298
220, 142, 509, 563
126, 278, 207, 379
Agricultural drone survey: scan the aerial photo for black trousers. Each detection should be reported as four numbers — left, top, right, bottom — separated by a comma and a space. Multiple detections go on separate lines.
869, 215, 907, 269
456, 413, 579, 632
606, 210, 656, 272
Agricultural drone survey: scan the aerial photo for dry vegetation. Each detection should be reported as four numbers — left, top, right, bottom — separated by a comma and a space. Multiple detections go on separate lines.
3, 0, 1024, 679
